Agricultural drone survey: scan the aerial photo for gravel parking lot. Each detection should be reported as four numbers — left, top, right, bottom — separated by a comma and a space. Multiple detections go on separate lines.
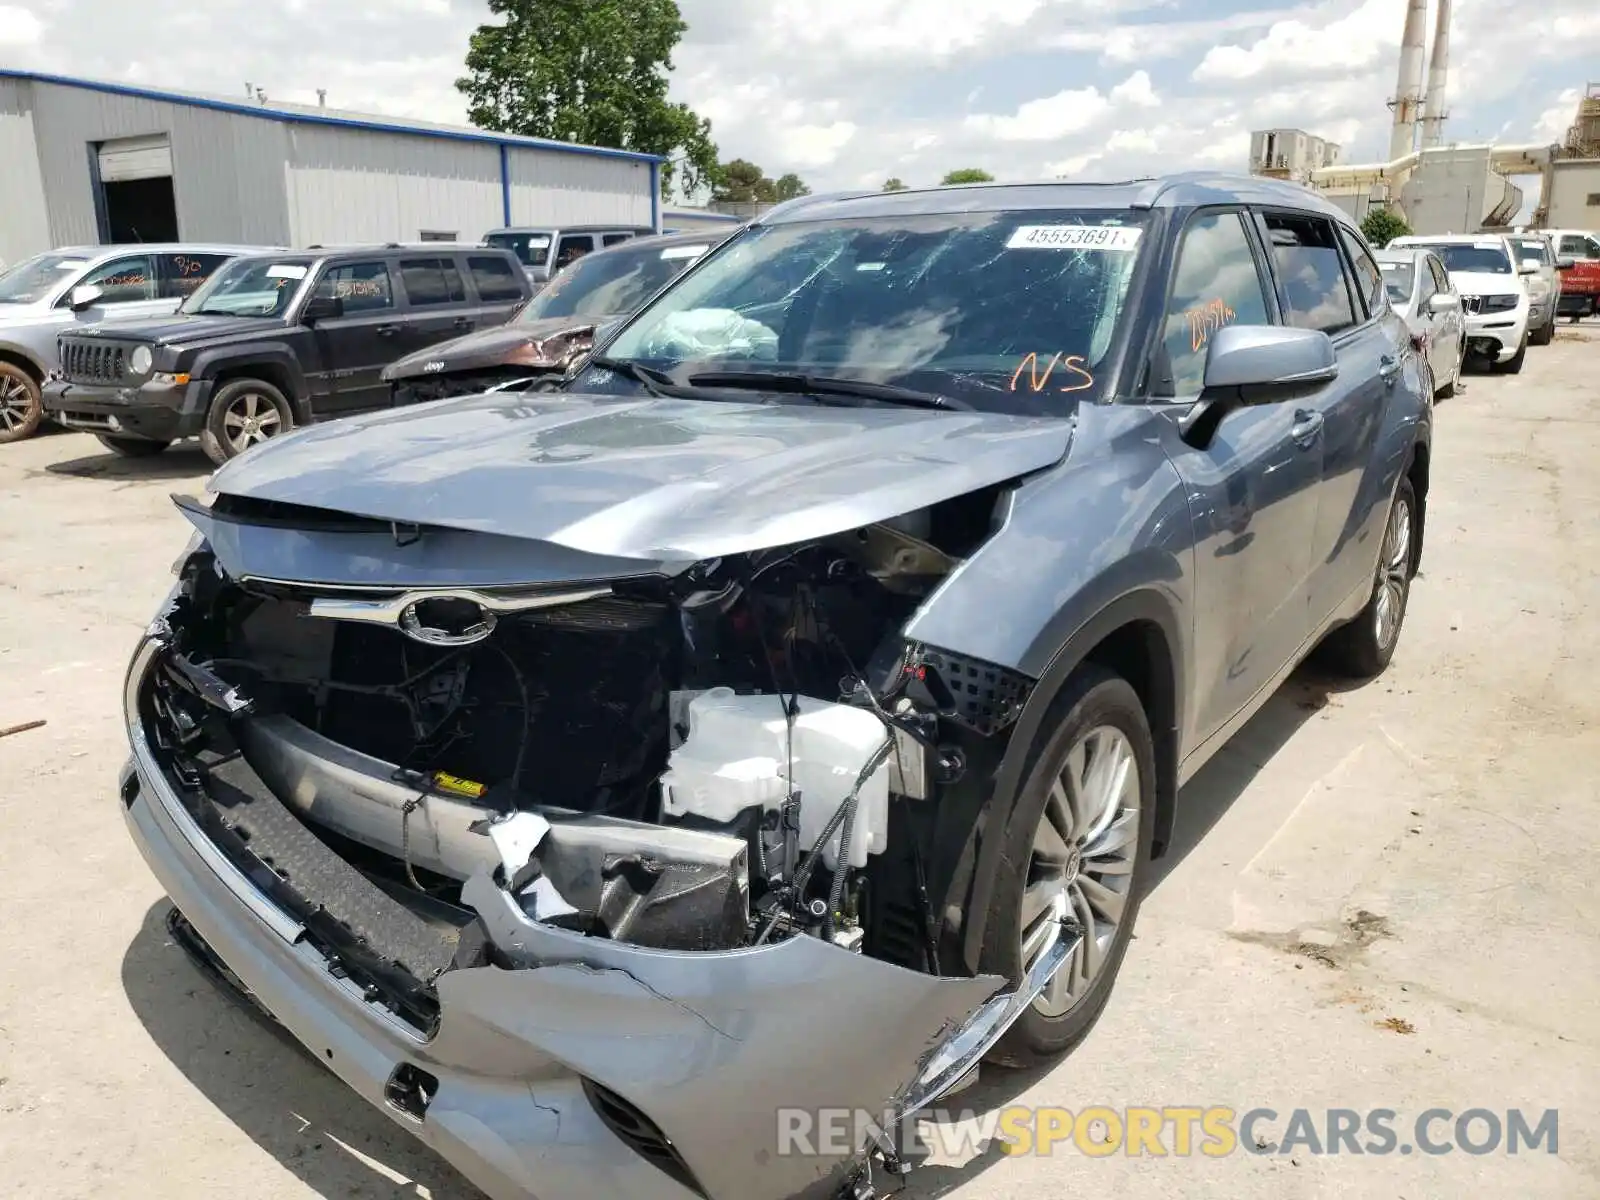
2, 327, 1597, 1200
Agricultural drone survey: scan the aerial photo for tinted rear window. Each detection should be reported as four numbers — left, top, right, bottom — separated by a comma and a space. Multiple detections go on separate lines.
468, 255, 525, 302
485, 232, 551, 267
400, 258, 466, 306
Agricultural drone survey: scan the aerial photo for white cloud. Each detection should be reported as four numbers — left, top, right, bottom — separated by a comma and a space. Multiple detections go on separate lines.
965, 87, 1111, 142
0, 5, 44, 44
1532, 90, 1581, 144
780, 122, 859, 169
1193, 0, 1398, 84
1109, 70, 1159, 108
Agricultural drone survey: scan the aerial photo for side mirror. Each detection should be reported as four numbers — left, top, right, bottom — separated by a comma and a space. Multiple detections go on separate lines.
1556, 257, 1577, 271
1426, 292, 1460, 314
69, 284, 104, 312
1180, 325, 1338, 449
1518, 262, 1541, 275
301, 294, 344, 323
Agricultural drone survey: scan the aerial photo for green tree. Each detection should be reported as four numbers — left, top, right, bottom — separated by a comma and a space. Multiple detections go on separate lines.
882, 177, 908, 191
941, 168, 994, 185
1360, 207, 1412, 249
713, 158, 776, 203
773, 173, 810, 201
456, 0, 719, 198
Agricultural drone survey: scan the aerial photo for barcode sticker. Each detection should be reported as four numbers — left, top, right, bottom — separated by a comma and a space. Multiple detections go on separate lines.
1007, 225, 1143, 251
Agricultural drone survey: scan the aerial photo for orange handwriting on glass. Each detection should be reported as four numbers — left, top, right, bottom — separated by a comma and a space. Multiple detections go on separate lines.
1009, 351, 1094, 393
1185, 298, 1237, 352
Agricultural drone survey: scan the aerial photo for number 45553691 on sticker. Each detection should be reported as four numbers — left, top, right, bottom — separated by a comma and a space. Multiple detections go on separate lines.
1007, 225, 1143, 251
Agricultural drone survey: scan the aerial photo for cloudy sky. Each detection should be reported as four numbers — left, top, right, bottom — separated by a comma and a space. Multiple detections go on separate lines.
1, 0, 1594, 197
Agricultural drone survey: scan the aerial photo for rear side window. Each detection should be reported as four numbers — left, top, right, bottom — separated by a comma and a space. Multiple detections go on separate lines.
399, 258, 466, 306
468, 255, 524, 303
1149, 210, 1273, 399
156, 253, 230, 301
315, 261, 393, 312
1338, 228, 1387, 318
555, 234, 594, 268
1264, 213, 1358, 335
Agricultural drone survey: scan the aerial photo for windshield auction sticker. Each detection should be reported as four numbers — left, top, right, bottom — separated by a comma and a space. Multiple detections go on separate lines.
1007, 225, 1143, 251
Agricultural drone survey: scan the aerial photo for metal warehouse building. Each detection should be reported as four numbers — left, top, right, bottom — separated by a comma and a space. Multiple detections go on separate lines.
0, 70, 664, 266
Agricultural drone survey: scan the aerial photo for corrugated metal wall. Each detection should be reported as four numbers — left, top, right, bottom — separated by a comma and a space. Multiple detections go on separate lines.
0, 81, 52, 265
507, 148, 654, 228
24, 79, 291, 249
283, 125, 505, 245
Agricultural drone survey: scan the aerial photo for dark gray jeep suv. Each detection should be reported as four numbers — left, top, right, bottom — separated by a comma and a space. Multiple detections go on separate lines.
121, 174, 1430, 1200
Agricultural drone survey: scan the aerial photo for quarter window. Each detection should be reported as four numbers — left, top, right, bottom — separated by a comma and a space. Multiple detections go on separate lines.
1339, 227, 1387, 317
399, 258, 466, 306
75, 255, 155, 304
468, 255, 524, 303
1149, 211, 1273, 399
1264, 213, 1358, 335
314, 262, 393, 312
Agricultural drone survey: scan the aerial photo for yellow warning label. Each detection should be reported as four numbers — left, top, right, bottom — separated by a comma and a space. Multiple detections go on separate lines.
431, 771, 488, 799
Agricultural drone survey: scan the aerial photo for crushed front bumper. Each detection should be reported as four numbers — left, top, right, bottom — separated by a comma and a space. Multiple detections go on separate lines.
120, 633, 1044, 1200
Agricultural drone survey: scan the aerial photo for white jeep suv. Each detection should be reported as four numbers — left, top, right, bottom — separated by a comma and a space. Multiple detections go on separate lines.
1389, 234, 1533, 374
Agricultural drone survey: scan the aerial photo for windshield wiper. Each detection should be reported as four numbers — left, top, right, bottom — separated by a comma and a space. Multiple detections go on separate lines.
684, 371, 973, 411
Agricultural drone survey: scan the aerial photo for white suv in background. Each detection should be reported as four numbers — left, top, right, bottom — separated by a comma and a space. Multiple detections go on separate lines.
1506, 232, 1562, 345
1389, 234, 1533, 374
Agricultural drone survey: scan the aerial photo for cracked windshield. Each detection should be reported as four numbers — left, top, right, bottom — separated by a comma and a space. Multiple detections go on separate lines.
589, 210, 1145, 415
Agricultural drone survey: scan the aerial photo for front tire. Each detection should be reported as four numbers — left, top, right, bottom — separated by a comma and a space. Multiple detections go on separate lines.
200, 378, 293, 465
979, 666, 1156, 1067
1320, 477, 1417, 678
95, 434, 170, 458
0, 362, 42, 444
1531, 314, 1555, 346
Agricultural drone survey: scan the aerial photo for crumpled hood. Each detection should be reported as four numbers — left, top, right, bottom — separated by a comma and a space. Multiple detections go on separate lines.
381, 315, 613, 382
208, 391, 1072, 562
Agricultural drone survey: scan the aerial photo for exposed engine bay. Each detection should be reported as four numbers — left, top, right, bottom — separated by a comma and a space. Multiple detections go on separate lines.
144, 486, 1038, 1036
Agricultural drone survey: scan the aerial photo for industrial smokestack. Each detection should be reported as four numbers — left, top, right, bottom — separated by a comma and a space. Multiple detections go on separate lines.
1389, 0, 1429, 161
1420, 0, 1452, 150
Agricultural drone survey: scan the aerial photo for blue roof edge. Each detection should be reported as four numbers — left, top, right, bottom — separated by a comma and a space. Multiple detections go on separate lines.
0, 69, 667, 165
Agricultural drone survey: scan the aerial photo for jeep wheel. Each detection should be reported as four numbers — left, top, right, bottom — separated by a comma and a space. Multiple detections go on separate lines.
95, 434, 171, 458
200, 379, 293, 465
979, 665, 1156, 1067
1531, 315, 1555, 347
0, 362, 42, 444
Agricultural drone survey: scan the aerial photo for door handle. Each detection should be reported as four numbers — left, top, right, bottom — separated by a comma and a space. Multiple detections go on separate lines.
1379, 353, 1402, 384
453, 316, 472, 329
375, 323, 401, 336
1290, 409, 1324, 448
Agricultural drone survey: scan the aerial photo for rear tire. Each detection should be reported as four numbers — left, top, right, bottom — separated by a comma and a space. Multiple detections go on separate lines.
978, 666, 1157, 1067
96, 434, 170, 458
1320, 477, 1417, 678
1531, 316, 1555, 347
0, 362, 42, 444
200, 378, 293, 465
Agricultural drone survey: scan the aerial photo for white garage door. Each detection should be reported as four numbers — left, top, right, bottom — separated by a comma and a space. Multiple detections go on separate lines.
98, 135, 172, 183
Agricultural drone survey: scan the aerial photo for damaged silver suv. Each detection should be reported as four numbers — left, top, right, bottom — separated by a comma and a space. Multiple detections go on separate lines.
121, 174, 1431, 1200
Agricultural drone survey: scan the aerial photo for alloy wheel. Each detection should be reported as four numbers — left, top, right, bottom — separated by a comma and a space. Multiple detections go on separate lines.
223, 391, 283, 453
1373, 495, 1412, 652
0, 374, 33, 434
1021, 725, 1141, 1018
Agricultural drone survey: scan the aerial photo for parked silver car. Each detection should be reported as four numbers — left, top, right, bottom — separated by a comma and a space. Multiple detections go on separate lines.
1507, 232, 1563, 345
0, 244, 266, 443
1375, 246, 1465, 397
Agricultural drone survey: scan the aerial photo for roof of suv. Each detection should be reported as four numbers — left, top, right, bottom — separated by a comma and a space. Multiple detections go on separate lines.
1391, 234, 1511, 245
486, 225, 656, 235
752, 172, 1354, 225
50, 243, 274, 258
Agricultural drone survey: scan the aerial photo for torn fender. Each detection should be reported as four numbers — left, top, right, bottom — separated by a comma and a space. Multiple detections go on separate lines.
451, 873, 1005, 1200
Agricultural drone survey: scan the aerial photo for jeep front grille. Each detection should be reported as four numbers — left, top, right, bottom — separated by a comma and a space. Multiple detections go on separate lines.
60, 340, 128, 384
